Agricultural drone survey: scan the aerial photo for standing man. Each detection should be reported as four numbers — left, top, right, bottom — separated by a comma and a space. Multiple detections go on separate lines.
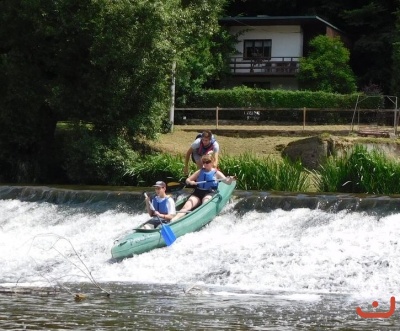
184, 130, 220, 175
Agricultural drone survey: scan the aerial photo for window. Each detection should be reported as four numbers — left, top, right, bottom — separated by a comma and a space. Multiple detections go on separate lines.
244, 40, 272, 59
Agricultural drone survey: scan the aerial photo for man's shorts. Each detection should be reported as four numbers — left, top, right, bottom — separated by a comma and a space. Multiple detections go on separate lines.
145, 217, 170, 229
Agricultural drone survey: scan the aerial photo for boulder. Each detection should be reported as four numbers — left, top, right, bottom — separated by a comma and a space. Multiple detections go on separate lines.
281, 136, 330, 170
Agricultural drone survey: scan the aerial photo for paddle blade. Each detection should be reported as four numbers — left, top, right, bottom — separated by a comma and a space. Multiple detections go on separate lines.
161, 224, 176, 246
166, 181, 185, 193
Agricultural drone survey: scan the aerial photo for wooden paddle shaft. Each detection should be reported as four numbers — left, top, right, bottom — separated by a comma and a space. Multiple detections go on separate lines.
194, 178, 227, 185
144, 193, 156, 211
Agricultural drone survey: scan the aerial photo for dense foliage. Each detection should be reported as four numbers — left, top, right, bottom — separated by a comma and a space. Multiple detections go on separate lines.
184, 87, 380, 109
1, 0, 399, 186
314, 145, 400, 194
174, 0, 237, 104
220, 154, 310, 192
297, 36, 357, 94
122, 146, 400, 194
125, 152, 310, 192
0, 0, 228, 183
392, 8, 400, 96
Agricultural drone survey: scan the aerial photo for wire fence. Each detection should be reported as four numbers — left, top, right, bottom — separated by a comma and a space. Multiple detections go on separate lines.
174, 107, 398, 135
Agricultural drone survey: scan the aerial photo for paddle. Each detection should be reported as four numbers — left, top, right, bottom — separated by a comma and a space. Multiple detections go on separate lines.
166, 181, 186, 192
156, 215, 176, 246
167, 176, 235, 190
194, 178, 230, 185
193, 176, 237, 185
144, 193, 176, 246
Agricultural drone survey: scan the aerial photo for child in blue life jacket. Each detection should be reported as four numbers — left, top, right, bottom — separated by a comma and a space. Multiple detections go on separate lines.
184, 130, 220, 175
142, 181, 176, 229
173, 154, 234, 221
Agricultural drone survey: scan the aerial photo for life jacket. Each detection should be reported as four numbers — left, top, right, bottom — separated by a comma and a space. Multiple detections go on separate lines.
151, 196, 169, 214
197, 169, 218, 190
195, 133, 216, 156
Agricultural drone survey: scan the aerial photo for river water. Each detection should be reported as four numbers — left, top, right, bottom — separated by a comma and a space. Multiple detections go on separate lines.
0, 186, 400, 330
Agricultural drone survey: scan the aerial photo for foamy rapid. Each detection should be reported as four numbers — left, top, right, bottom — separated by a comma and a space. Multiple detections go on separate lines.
1, 198, 399, 301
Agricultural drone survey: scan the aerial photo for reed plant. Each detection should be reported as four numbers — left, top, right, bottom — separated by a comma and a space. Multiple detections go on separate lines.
314, 145, 400, 194
218, 153, 310, 191
124, 153, 187, 186
126, 145, 400, 195
125, 151, 310, 192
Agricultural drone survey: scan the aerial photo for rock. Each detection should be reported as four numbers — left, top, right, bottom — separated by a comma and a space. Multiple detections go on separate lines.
275, 144, 286, 151
281, 136, 330, 170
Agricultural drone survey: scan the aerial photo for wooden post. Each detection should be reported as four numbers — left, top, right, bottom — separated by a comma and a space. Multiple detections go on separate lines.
303, 107, 306, 130
169, 61, 176, 133
216, 106, 219, 129
394, 97, 398, 135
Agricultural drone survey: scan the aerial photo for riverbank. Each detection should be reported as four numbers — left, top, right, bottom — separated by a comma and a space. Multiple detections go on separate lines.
148, 123, 398, 159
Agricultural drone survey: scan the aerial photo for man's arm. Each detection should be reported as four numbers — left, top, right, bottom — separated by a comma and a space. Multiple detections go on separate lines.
213, 141, 220, 168
213, 151, 219, 168
144, 194, 154, 217
164, 197, 176, 221
184, 147, 193, 175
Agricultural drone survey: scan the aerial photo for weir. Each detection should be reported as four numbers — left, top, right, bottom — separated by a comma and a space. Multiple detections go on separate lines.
1, 185, 400, 216
233, 192, 400, 216
1, 184, 400, 330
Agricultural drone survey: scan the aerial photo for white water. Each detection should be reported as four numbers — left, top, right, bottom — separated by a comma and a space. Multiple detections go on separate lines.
1, 198, 400, 303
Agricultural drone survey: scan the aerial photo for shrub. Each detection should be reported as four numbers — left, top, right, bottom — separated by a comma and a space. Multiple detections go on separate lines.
314, 145, 400, 194
182, 87, 381, 109
219, 153, 310, 192
61, 128, 139, 185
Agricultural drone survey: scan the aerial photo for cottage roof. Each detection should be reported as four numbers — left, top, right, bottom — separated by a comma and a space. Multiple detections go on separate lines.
219, 16, 344, 34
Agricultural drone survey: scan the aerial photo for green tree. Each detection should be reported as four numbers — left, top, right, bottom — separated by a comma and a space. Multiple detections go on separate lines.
174, 0, 235, 105
0, 0, 178, 182
391, 6, 400, 97
0, 0, 228, 183
297, 35, 357, 93
340, 1, 397, 94
392, 42, 400, 97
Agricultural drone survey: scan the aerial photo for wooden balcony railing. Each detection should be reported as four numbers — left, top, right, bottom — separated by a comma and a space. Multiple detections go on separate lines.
229, 56, 300, 75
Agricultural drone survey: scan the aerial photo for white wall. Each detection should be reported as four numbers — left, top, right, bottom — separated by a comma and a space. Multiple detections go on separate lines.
229, 25, 303, 57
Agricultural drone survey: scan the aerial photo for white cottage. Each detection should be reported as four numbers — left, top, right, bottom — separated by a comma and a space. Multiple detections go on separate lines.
219, 16, 347, 90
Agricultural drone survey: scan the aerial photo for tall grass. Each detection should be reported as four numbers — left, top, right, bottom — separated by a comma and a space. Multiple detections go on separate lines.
314, 145, 400, 194
211, 153, 309, 191
125, 152, 310, 192
124, 153, 188, 186
125, 145, 400, 194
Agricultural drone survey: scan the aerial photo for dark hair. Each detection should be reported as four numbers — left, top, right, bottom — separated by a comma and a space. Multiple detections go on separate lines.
201, 130, 213, 139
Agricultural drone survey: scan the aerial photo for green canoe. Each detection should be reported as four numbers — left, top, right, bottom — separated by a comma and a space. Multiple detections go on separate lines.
111, 180, 236, 260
